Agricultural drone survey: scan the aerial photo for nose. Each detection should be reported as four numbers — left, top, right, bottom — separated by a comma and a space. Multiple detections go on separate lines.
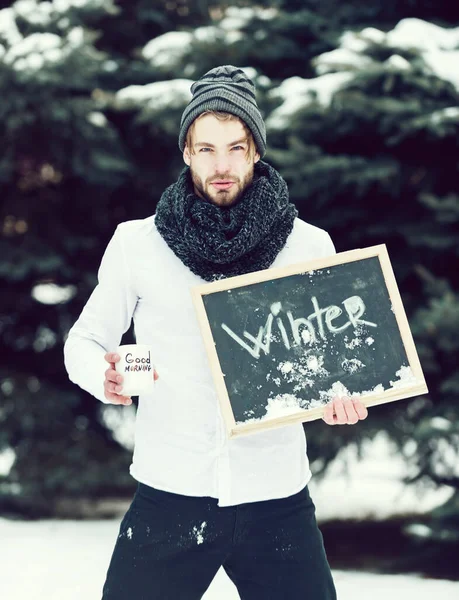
214, 153, 231, 175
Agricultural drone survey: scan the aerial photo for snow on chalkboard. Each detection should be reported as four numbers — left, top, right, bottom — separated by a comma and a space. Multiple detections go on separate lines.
191, 245, 428, 437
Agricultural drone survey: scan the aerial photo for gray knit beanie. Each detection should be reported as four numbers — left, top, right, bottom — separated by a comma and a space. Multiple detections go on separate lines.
178, 65, 266, 157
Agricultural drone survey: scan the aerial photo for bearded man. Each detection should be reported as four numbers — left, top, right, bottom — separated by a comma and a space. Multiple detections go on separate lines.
64, 65, 368, 600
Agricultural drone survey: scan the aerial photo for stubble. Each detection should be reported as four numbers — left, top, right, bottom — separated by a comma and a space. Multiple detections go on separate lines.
190, 166, 255, 208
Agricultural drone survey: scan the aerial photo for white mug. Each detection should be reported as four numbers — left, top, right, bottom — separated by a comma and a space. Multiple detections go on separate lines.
115, 344, 155, 396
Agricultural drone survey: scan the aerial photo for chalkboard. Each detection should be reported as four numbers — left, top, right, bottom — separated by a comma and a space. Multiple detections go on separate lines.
191, 245, 428, 438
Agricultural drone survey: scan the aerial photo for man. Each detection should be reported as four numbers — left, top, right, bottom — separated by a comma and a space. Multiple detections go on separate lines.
64, 65, 368, 600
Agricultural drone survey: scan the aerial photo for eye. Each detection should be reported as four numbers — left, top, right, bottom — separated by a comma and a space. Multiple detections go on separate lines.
199, 147, 212, 152
232, 146, 244, 151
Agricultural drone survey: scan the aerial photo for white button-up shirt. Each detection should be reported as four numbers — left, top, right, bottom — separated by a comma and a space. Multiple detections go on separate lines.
64, 216, 335, 506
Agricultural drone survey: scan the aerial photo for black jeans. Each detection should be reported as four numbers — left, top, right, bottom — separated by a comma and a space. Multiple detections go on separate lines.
102, 482, 336, 600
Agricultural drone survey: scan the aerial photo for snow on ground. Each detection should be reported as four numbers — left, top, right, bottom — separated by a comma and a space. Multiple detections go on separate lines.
309, 432, 454, 521
0, 516, 458, 600
1, 432, 457, 598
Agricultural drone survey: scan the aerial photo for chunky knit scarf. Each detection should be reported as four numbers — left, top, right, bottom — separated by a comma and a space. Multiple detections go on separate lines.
155, 160, 298, 282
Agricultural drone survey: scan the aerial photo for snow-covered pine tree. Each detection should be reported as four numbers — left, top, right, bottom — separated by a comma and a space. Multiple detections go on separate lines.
264, 16, 459, 558
0, 0, 206, 516
1, 2, 458, 547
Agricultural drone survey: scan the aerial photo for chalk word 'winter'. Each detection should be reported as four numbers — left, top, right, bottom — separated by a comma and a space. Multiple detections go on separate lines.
221, 296, 377, 359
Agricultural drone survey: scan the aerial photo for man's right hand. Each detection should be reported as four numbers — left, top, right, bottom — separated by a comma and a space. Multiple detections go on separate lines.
104, 352, 132, 405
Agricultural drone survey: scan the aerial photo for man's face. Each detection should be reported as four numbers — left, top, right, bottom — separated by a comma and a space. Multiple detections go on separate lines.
183, 114, 260, 208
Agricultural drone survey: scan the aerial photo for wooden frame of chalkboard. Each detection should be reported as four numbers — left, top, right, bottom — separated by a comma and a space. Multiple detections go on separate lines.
191, 244, 428, 438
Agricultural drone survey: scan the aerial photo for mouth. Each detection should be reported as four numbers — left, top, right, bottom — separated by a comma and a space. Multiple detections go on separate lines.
211, 181, 236, 191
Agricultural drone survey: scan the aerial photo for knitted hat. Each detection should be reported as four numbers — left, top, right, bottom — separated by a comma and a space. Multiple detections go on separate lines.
178, 65, 266, 157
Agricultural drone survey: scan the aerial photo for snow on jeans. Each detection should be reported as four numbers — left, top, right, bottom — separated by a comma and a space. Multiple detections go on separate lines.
101, 482, 337, 600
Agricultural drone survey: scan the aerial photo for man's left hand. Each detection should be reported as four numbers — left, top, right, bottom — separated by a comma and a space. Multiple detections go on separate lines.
322, 396, 368, 425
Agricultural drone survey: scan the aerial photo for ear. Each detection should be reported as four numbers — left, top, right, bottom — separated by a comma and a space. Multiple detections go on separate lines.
183, 145, 191, 166
254, 152, 261, 164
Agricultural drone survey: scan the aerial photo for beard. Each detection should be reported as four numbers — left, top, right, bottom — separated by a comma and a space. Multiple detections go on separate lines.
190, 165, 255, 208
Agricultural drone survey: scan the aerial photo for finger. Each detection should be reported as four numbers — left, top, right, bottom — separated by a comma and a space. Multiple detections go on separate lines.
322, 402, 337, 425
342, 397, 359, 424
332, 397, 348, 424
105, 368, 123, 385
153, 369, 159, 381
110, 395, 132, 406
104, 390, 132, 405
104, 352, 120, 365
104, 380, 126, 396
352, 397, 368, 420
